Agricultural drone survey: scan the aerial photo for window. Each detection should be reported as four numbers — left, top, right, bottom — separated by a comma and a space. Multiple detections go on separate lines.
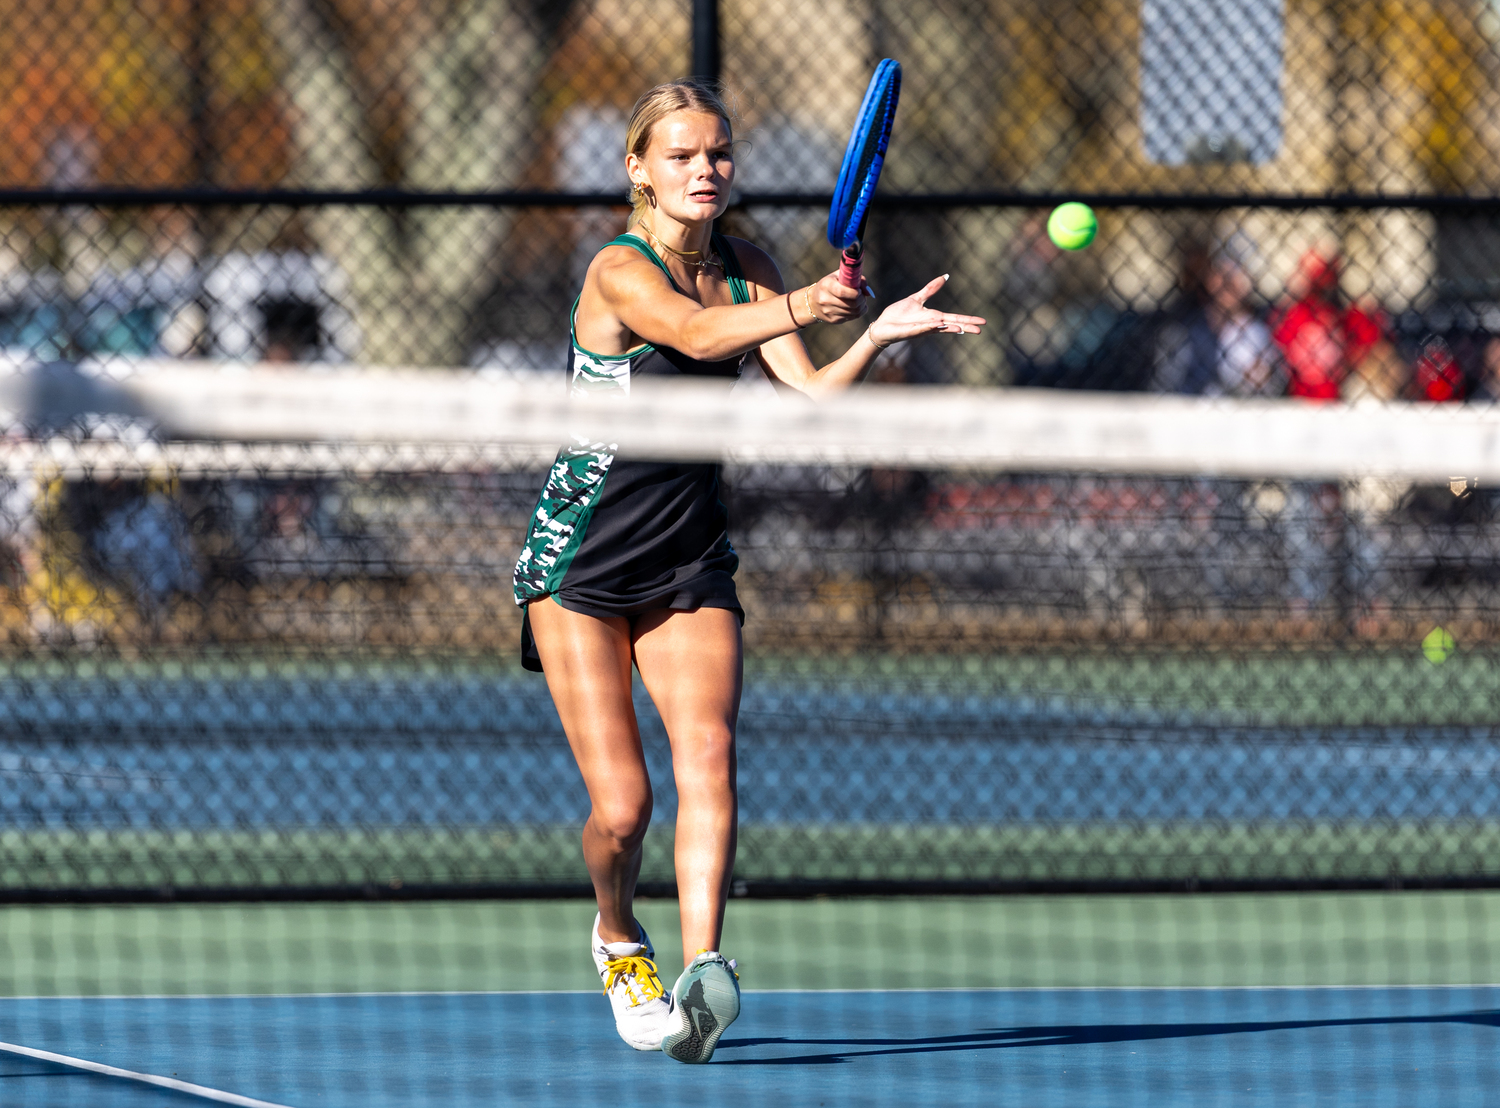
1141, 0, 1284, 166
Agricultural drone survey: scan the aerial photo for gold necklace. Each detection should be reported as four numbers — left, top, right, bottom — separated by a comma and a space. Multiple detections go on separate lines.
640, 225, 723, 274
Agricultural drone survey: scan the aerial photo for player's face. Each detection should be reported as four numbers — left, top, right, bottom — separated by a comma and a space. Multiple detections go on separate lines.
630, 111, 734, 227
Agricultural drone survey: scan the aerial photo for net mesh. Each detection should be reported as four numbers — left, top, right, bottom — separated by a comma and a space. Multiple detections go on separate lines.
3, 367, 1497, 899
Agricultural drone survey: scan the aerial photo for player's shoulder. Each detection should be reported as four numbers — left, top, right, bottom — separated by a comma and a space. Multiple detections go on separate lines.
718, 235, 784, 290
591, 239, 670, 294
594, 238, 655, 271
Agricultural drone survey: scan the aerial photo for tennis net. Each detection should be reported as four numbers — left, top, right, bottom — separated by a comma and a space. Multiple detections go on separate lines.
1, 361, 1499, 899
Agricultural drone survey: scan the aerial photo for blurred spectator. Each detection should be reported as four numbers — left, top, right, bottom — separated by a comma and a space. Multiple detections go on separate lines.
1151, 235, 1284, 396
1410, 336, 1464, 402
1341, 341, 1407, 402
1147, 237, 1213, 395
1208, 238, 1284, 397
260, 297, 322, 363
1269, 249, 1389, 401
1471, 337, 1500, 403
94, 490, 201, 614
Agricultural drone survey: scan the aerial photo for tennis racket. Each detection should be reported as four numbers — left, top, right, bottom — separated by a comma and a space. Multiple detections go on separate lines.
828, 59, 902, 290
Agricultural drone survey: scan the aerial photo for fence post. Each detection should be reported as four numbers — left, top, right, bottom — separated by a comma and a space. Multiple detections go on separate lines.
692, 0, 720, 81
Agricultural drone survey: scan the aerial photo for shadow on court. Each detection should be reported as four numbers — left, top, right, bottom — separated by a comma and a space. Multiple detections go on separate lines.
717, 1008, 1500, 1065
2, 989, 1496, 1107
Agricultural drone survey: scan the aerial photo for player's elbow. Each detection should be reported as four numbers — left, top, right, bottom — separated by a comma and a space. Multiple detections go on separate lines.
678, 319, 734, 362
682, 340, 732, 362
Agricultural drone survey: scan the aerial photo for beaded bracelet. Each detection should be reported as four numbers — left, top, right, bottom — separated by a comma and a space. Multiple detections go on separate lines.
803, 286, 821, 325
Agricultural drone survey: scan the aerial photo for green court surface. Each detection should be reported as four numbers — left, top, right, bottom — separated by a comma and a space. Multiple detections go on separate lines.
751, 646, 1500, 729
5, 822, 1496, 891
2, 892, 1497, 997
6, 640, 1492, 728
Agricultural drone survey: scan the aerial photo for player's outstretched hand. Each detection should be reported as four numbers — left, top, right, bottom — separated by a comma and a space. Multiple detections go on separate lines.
807, 272, 871, 324
865, 275, 986, 348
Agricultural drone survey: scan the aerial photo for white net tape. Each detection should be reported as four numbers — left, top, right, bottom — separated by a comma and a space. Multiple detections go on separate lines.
4, 359, 1497, 480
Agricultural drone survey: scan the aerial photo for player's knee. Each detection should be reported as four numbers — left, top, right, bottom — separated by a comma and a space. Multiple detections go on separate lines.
674, 726, 736, 790
591, 797, 652, 849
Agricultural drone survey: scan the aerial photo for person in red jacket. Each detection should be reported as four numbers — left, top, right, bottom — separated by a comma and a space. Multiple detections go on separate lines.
1411, 335, 1464, 402
1270, 249, 1385, 401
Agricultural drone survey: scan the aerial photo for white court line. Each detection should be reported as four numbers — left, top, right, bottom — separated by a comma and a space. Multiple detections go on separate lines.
0, 989, 596, 1000
4, 983, 1500, 1000
742, 983, 1500, 994
0, 1041, 295, 1108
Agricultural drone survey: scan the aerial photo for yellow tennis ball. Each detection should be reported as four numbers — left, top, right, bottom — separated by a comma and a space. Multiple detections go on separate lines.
1421, 626, 1456, 664
1048, 202, 1097, 251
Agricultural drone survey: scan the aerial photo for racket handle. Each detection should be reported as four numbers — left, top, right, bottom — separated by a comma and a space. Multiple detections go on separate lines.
838, 243, 863, 289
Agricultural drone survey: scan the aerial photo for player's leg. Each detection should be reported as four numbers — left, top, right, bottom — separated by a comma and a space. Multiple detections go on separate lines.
526, 599, 670, 1050
631, 606, 743, 1063
631, 606, 741, 957
529, 600, 650, 936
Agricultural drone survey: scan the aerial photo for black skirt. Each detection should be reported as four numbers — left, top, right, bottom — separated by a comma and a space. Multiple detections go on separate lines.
519, 458, 743, 673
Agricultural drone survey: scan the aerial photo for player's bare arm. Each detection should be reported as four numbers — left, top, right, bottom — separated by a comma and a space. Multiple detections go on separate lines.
575, 241, 866, 362
732, 236, 987, 397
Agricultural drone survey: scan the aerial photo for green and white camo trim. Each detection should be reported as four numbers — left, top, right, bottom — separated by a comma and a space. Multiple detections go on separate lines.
511, 438, 614, 604
512, 325, 647, 606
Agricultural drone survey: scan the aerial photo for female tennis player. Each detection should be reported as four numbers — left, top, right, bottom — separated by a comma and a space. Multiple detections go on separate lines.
512, 79, 984, 1064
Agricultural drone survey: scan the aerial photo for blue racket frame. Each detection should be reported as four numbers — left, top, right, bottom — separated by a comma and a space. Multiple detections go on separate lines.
827, 58, 902, 252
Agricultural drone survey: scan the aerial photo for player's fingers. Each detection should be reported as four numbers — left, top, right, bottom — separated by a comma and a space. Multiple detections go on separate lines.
908, 274, 950, 307
832, 287, 863, 311
820, 273, 864, 305
928, 309, 984, 322
925, 311, 984, 335
817, 272, 850, 295
838, 297, 869, 322
811, 275, 866, 322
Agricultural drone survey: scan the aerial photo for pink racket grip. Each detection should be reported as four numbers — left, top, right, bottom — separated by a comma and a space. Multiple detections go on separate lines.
838, 243, 863, 289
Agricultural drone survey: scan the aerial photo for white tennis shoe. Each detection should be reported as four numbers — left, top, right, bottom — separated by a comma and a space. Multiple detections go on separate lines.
591, 914, 672, 1051
661, 950, 740, 1064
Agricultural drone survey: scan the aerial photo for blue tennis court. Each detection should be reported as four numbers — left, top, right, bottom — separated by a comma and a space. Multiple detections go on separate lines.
6, 668, 1497, 833
1, 986, 1493, 1107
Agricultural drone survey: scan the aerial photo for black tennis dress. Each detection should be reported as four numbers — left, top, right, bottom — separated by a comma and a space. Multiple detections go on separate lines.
512, 231, 751, 672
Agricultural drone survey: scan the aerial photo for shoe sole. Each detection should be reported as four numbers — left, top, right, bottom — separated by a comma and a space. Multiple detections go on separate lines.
662, 964, 740, 1064
622, 1024, 668, 1051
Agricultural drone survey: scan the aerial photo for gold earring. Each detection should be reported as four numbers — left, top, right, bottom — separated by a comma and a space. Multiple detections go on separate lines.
629, 182, 644, 202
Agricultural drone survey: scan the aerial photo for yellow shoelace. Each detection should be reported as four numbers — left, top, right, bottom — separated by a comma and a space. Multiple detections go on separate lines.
601, 953, 664, 1008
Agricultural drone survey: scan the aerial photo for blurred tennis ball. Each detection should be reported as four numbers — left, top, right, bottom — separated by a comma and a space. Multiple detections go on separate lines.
1422, 625, 1456, 664
1047, 202, 1097, 250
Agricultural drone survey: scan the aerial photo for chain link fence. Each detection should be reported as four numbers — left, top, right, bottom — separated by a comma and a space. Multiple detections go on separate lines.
4, 3, 1500, 899
3, 430, 1499, 897
3, 1, 1500, 393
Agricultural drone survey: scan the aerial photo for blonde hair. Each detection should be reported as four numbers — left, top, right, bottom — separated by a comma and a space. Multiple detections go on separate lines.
625, 79, 734, 227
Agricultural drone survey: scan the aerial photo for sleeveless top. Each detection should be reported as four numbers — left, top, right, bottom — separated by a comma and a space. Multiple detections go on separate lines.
512, 231, 751, 670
